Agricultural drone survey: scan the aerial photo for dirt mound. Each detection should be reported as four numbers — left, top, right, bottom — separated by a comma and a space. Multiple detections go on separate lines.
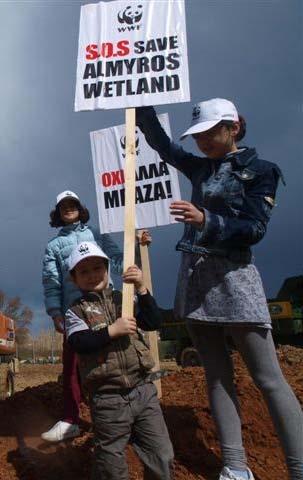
1, 346, 303, 480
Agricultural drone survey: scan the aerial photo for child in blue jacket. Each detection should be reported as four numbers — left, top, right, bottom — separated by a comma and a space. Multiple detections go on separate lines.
41, 190, 123, 442
41, 190, 150, 442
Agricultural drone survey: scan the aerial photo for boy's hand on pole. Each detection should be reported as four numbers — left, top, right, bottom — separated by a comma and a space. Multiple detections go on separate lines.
108, 317, 137, 338
122, 265, 147, 294
170, 200, 205, 228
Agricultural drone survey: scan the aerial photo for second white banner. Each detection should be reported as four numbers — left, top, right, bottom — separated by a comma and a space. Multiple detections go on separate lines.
90, 114, 181, 233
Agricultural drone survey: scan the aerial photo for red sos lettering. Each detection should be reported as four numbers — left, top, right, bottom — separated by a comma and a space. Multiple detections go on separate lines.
86, 40, 130, 60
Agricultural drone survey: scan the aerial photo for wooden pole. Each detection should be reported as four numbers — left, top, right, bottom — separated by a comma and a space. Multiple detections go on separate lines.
138, 230, 162, 398
122, 108, 136, 318
121, 111, 162, 398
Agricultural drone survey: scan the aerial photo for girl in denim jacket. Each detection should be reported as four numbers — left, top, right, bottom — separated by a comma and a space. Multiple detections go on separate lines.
137, 99, 303, 480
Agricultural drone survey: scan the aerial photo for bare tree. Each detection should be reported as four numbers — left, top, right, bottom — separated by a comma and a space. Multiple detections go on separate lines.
32, 329, 62, 360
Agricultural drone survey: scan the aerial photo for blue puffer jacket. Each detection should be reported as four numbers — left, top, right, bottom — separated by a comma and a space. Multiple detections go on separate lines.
137, 107, 284, 263
42, 223, 123, 317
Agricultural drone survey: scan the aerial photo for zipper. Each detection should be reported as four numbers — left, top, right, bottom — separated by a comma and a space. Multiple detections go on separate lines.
91, 291, 130, 388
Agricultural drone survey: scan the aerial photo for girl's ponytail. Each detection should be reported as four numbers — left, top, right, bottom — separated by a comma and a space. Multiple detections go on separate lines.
221, 115, 246, 142
235, 115, 246, 142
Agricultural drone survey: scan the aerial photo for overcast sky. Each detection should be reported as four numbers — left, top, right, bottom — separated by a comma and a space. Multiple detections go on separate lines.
0, 0, 302, 333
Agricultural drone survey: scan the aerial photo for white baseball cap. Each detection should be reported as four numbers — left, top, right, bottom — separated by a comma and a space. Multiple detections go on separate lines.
56, 190, 80, 206
180, 98, 239, 140
68, 242, 109, 271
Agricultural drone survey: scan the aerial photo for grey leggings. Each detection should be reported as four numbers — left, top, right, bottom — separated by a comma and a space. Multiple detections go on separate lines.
186, 321, 303, 480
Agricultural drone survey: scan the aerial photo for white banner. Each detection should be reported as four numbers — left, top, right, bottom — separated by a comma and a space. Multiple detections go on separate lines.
90, 114, 181, 233
75, 0, 190, 111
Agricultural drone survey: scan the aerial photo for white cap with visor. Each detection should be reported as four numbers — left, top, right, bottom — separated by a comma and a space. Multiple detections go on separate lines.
56, 190, 80, 206
180, 98, 239, 140
68, 242, 109, 272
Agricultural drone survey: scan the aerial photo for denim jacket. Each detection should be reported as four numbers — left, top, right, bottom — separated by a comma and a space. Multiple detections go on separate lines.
137, 107, 284, 263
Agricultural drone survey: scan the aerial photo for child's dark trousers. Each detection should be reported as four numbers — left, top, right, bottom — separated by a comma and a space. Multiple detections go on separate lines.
90, 381, 174, 480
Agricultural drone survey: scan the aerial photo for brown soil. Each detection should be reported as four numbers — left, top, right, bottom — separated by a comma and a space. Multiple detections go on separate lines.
15, 364, 62, 393
0, 346, 303, 480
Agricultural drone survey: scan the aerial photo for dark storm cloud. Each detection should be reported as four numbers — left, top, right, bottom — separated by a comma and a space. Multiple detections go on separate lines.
0, 0, 302, 332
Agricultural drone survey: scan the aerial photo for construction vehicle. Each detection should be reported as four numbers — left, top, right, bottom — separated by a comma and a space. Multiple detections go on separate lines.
268, 275, 303, 344
159, 275, 303, 367
0, 313, 16, 399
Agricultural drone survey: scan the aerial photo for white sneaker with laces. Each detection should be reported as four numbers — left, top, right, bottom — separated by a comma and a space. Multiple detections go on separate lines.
41, 421, 80, 442
219, 466, 255, 480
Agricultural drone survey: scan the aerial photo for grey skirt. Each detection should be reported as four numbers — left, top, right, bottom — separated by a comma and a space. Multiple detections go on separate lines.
174, 252, 271, 326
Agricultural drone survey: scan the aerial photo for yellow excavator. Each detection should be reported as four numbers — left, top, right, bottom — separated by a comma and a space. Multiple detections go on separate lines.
0, 313, 16, 399
268, 275, 303, 339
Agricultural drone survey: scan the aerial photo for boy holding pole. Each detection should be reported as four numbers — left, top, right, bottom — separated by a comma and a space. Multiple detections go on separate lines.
65, 241, 174, 480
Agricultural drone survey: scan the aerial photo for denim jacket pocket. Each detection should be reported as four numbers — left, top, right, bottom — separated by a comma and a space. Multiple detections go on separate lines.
224, 169, 259, 200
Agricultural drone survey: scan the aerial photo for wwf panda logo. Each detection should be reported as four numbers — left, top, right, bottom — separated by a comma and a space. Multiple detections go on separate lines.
192, 105, 201, 120
79, 244, 89, 255
120, 130, 140, 158
118, 5, 143, 25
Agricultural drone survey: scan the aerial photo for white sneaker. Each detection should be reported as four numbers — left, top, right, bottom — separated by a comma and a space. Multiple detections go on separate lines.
41, 421, 80, 442
219, 466, 255, 480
